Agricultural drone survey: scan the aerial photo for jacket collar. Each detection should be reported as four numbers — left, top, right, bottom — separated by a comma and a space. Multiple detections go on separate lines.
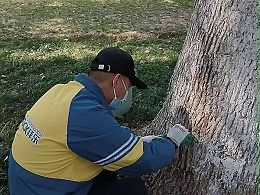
74, 73, 110, 109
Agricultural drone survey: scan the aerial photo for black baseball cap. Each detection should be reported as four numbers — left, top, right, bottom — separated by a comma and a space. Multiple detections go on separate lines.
90, 47, 147, 89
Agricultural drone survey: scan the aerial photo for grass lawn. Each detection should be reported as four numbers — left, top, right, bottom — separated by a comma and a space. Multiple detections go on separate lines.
0, 0, 193, 194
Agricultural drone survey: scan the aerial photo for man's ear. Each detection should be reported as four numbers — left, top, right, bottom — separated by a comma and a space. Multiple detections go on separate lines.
112, 74, 121, 87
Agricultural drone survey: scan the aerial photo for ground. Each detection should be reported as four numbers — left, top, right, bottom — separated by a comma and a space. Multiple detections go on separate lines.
0, 0, 193, 41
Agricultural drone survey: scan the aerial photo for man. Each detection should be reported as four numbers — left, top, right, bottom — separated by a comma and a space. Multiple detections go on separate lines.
8, 47, 191, 195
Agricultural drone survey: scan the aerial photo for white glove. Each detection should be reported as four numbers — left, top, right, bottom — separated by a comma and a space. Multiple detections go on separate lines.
141, 134, 166, 143
167, 124, 191, 147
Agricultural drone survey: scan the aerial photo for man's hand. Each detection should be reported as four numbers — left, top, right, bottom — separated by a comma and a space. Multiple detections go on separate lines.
167, 124, 191, 147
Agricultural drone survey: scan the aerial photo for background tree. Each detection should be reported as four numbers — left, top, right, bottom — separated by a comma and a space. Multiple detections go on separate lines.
143, 0, 259, 194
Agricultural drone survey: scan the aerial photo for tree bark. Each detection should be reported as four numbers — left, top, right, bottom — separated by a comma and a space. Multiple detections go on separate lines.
143, 0, 259, 194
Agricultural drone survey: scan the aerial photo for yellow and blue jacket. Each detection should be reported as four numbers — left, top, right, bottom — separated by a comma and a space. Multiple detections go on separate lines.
9, 73, 176, 194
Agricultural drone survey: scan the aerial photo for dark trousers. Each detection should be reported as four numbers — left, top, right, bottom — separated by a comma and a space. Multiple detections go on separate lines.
88, 170, 148, 195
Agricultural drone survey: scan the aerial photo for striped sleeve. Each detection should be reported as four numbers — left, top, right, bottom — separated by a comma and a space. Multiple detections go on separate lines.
94, 134, 140, 166
115, 138, 176, 176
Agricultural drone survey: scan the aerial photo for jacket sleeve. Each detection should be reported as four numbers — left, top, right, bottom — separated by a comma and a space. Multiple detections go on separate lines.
67, 91, 176, 176
116, 138, 175, 176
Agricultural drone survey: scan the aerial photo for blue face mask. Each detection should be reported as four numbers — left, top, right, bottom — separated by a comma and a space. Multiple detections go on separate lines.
109, 76, 129, 110
112, 87, 132, 116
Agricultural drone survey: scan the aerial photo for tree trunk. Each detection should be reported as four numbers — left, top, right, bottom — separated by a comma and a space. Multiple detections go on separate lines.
143, 0, 259, 194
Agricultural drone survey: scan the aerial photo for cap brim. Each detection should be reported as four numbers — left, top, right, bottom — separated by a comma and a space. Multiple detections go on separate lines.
131, 76, 147, 89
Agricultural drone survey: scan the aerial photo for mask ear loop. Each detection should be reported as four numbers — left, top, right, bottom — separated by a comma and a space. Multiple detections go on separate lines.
112, 74, 120, 99
120, 76, 129, 101
120, 76, 127, 92
113, 88, 117, 99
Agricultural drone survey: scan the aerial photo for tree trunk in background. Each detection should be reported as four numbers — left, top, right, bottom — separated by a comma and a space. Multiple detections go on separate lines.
143, 0, 259, 194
